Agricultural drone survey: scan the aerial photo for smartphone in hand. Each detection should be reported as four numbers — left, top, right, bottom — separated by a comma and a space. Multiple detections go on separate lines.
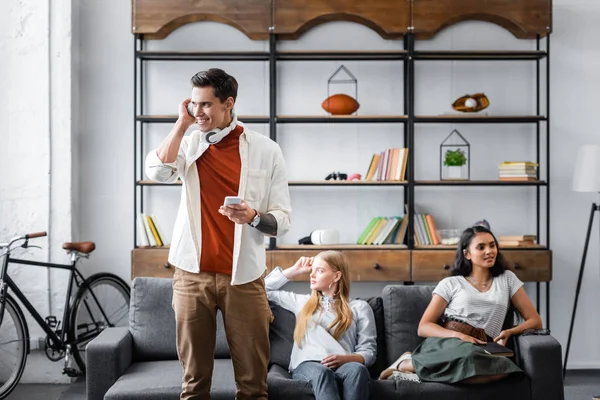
223, 196, 242, 206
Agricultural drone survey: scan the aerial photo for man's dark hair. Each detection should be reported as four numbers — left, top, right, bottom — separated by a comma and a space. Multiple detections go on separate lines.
451, 225, 507, 277
190, 68, 238, 103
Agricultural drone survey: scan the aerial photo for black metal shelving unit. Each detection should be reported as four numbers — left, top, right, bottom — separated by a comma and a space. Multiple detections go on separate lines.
133, 29, 551, 325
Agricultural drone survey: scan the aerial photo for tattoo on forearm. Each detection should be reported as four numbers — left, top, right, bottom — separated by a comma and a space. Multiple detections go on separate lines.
256, 213, 278, 236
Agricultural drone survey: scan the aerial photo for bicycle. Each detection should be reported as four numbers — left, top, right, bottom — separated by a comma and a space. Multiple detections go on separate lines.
0, 231, 131, 399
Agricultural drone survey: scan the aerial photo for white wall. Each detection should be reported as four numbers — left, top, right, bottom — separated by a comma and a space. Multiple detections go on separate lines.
1, 0, 75, 383
2, 0, 598, 383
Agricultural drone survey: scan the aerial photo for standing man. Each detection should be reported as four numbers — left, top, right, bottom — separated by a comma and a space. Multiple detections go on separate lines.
145, 68, 292, 400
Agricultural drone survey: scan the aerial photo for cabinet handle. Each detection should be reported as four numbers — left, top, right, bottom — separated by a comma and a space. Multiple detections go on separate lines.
513, 263, 522, 270
163, 263, 171, 269
373, 263, 381, 270
443, 264, 450, 270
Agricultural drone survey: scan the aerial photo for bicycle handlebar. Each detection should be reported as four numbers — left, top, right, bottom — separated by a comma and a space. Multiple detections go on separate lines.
26, 231, 47, 239
0, 231, 47, 251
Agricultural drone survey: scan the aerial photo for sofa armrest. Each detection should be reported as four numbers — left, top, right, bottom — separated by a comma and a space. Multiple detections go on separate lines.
86, 327, 133, 400
515, 334, 564, 400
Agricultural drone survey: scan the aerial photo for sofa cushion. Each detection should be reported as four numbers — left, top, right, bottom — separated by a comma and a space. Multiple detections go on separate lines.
267, 364, 314, 400
268, 296, 386, 377
393, 373, 531, 400
269, 302, 296, 370
268, 363, 397, 400
129, 277, 230, 361
104, 359, 235, 400
359, 296, 387, 379
382, 285, 434, 367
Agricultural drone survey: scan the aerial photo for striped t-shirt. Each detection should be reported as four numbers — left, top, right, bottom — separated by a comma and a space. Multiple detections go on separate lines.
433, 270, 524, 339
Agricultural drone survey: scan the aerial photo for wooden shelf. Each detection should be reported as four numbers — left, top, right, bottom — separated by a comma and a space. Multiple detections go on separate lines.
276, 50, 407, 61
135, 114, 544, 124
415, 180, 546, 186
276, 115, 408, 123
271, 244, 408, 250
136, 51, 270, 61
414, 50, 547, 61
138, 180, 544, 187
415, 115, 546, 123
137, 115, 269, 123
138, 180, 181, 186
415, 244, 547, 250
138, 180, 407, 187
289, 180, 406, 186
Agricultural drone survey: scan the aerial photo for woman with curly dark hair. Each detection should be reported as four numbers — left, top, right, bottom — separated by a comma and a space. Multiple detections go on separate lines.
381, 224, 543, 384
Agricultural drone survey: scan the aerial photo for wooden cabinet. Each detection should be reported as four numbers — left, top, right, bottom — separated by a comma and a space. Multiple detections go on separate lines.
131, 248, 551, 283
131, 248, 173, 279
412, 0, 552, 39
411, 250, 455, 281
273, 0, 410, 39
131, 0, 551, 41
269, 249, 411, 282
502, 250, 552, 282
411, 249, 552, 282
131, 0, 271, 40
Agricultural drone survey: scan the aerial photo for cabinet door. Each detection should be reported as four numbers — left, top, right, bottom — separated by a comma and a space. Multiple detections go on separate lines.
274, 0, 410, 39
411, 250, 455, 281
132, 0, 271, 40
131, 248, 174, 279
502, 250, 552, 282
412, 0, 551, 39
269, 250, 410, 281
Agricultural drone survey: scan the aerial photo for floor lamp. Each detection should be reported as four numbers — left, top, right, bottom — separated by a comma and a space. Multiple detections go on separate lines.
563, 144, 600, 376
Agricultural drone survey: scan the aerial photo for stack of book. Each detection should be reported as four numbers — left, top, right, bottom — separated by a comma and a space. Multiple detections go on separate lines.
498, 161, 538, 181
357, 216, 408, 245
498, 235, 536, 247
137, 213, 169, 247
413, 213, 441, 246
365, 148, 408, 181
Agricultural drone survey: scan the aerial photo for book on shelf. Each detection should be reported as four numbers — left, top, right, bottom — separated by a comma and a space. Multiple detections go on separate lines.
475, 342, 514, 357
357, 216, 407, 245
412, 209, 441, 246
498, 161, 538, 180
498, 234, 536, 247
365, 147, 408, 181
137, 213, 169, 247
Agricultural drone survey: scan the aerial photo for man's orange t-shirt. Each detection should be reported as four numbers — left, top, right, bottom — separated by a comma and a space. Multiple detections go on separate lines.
196, 124, 244, 275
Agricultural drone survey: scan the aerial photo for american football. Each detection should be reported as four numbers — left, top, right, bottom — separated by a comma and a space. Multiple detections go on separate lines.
321, 94, 360, 115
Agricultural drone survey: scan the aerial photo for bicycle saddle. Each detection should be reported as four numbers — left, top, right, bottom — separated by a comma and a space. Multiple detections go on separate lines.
63, 242, 96, 254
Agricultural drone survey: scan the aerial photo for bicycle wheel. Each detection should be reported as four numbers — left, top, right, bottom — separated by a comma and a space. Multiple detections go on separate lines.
0, 294, 28, 400
68, 273, 130, 373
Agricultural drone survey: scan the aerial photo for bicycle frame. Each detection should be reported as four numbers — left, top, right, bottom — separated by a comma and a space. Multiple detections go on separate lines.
0, 253, 109, 351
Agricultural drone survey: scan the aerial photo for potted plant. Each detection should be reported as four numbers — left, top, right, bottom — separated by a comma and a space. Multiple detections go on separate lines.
443, 149, 467, 179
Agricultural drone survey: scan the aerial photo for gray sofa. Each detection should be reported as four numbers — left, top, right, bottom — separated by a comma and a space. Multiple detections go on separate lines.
87, 277, 564, 400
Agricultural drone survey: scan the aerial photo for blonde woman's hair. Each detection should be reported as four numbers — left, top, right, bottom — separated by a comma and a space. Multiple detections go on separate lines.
293, 250, 353, 347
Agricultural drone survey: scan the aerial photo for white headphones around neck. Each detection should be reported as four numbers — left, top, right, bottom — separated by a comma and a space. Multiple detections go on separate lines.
201, 112, 238, 145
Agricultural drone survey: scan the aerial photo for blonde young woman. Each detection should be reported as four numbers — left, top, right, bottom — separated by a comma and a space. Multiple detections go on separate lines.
265, 251, 377, 400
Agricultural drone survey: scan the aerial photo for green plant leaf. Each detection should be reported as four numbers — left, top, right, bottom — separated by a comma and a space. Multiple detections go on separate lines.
443, 149, 467, 166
